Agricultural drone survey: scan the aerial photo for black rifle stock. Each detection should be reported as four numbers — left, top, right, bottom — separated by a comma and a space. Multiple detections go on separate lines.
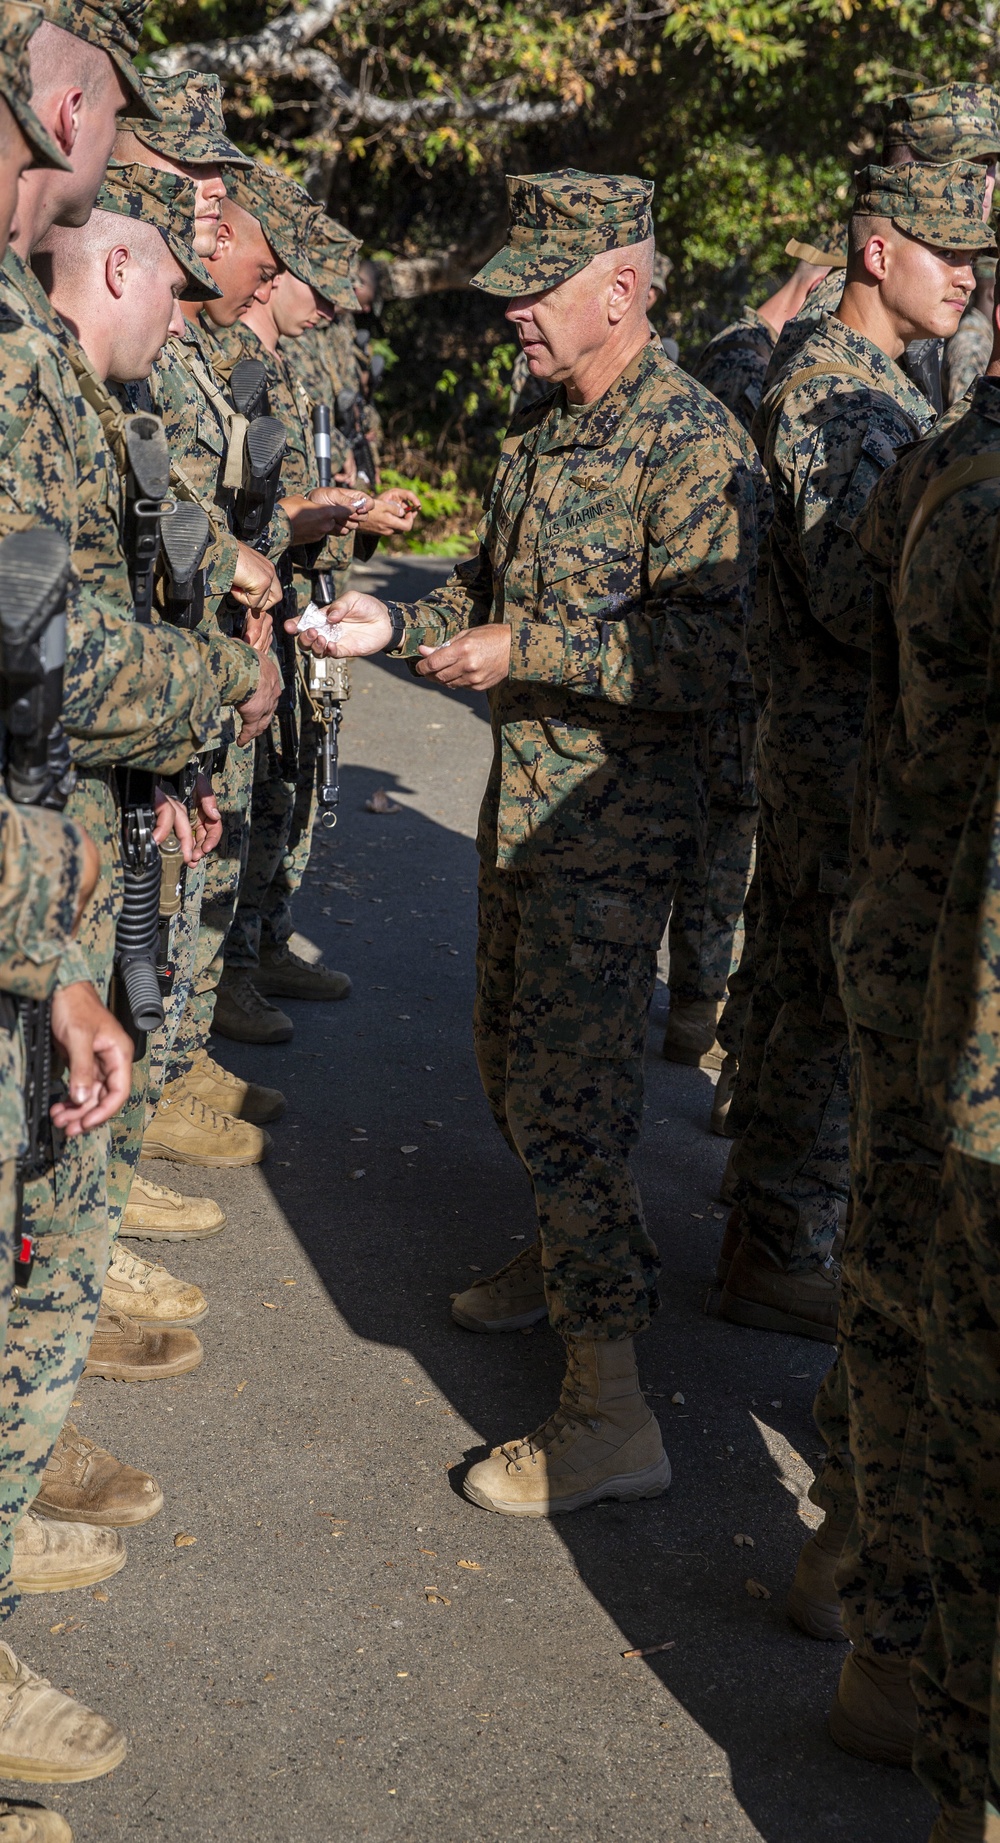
115, 414, 174, 1052
0, 526, 75, 1262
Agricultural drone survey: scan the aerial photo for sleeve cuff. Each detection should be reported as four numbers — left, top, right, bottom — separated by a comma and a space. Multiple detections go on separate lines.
509, 618, 601, 687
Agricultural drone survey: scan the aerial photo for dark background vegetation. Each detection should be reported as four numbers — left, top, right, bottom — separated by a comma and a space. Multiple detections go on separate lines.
145, 0, 999, 539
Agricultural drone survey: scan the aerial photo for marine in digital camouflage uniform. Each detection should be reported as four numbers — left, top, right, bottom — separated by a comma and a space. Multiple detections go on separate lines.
199, 162, 359, 1032
786, 347, 1000, 1778
944, 258, 996, 406
908, 546, 1000, 1835
0, 19, 244, 1414
104, 75, 292, 1169
305, 169, 769, 1516
718, 165, 993, 1353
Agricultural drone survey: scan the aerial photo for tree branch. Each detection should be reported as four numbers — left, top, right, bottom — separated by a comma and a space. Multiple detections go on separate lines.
147, 7, 576, 128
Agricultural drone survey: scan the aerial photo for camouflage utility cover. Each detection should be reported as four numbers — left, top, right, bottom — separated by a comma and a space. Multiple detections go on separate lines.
36, 0, 157, 117
229, 163, 359, 309
884, 83, 1000, 161
852, 160, 996, 252
97, 163, 219, 299
473, 168, 654, 298
0, 1, 69, 168
693, 306, 776, 435
836, 376, 1000, 1044
121, 69, 252, 168
384, 340, 768, 881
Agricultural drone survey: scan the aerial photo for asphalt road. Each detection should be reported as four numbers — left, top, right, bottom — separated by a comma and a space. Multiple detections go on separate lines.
6, 554, 935, 1843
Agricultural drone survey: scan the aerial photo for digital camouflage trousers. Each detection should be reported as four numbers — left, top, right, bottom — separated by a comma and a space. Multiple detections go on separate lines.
474, 862, 672, 1340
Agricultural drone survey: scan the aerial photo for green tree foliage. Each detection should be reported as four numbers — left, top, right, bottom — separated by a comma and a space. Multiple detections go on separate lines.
145, 0, 997, 497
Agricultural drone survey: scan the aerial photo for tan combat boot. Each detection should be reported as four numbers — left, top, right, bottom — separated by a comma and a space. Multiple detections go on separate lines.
828, 1652, 917, 1767
12, 1514, 125, 1595
83, 1308, 202, 1382
932, 1808, 992, 1843
710, 1053, 739, 1135
183, 1049, 286, 1125
141, 1078, 270, 1168
720, 1241, 840, 1344
212, 969, 292, 1045
786, 1514, 851, 1641
0, 1805, 72, 1841
256, 942, 351, 1002
662, 999, 724, 1069
122, 1174, 225, 1242
103, 1247, 207, 1328
451, 1244, 548, 1332
463, 1335, 671, 1517
0, 1641, 126, 1782
35, 1423, 163, 1528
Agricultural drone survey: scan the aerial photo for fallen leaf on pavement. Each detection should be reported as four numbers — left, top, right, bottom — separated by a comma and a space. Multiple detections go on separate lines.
424, 1590, 451, 1605
174, 1533, 197, 1549
262, 1302, 278, 1310
457, 1560, 482, 1570
733, 1533, 755, 1548
91, 1589, 109, 1603
745, 1578, 770, 1599
365, 788, 401, 814
400, 1145, 418, 1155
622, 1640, 675, 1659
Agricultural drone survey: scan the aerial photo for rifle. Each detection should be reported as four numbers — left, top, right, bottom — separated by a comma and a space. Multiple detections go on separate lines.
307, 405, 348, 828
159, 500, 212, 823
335, 386, 376, 489
225, 361, 298, 778
0, 525, 75, 1281
114, 414, 174, 1054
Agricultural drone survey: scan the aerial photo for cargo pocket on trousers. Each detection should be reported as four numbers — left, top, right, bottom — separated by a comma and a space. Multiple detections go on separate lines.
534, 891, 659, 1061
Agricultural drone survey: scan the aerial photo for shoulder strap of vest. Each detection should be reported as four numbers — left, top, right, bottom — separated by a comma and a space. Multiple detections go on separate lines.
66, 343, 130, 472
767, 361, 882, 420
67, 342, 228, 545
899, 451, 1000, 587
169, 338, 248, 491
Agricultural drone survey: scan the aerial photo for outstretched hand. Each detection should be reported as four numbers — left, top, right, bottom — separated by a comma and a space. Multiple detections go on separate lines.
288, 590, 394, 658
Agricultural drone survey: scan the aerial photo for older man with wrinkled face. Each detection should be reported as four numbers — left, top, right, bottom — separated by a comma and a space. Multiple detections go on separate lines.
292, 167, 768, 1521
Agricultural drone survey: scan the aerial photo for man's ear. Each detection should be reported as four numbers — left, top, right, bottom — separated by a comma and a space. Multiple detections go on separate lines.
863, 234, 890, 282
51, 87, 84, 160
607, 261, 639, 324
105, 243, 128, 300
212, 218, 234, 256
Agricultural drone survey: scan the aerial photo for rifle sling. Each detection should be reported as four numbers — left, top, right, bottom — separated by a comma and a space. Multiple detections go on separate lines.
170, 340, 249, 491
899, 451, 1000, 587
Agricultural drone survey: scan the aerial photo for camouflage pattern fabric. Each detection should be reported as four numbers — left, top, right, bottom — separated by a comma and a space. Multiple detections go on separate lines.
0, 0, 70, 169
666, 690, 758, 1008
764, 270, 844, 389
386, 341, 765, 1331
731, 316, 933, 1269
693, 306, 776, 434
716, 839, 761, 1068
475, 863, 669, 1337
911, 1148, 1000, 1824
0, 799, 91, 1163
35, 0, 157, 117
326, 312, 383, 478
839, 374, 1000, 1047
473, 168, 654, 298
166, 738, 254, 1078
943, 303, 993, 407
280, 322, 352, 478
884, 83, 1000, 161
119, 69, 252, 167
227, 164, 359, 310
387, 341, 766, 880
831, 1023, 942, 1659
853, 160, 995, 251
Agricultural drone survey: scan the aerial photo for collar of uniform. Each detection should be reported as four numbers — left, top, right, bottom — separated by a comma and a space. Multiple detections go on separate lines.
528, 339, 658, 455
971, 373, 1000, 423
814, 311, 902, 385
745, 306, 777, 347
1, 246, 65, 344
